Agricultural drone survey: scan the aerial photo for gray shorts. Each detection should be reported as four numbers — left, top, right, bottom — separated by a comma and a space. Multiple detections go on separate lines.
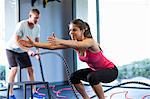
6, 49, 32, 69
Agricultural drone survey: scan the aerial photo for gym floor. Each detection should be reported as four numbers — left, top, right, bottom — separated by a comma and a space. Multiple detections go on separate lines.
0, 83, 150, 99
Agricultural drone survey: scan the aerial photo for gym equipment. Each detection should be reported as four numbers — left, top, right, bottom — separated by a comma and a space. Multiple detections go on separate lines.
36, 51, 79, 99
31, 0, 61, 8
6, 54, 51, 99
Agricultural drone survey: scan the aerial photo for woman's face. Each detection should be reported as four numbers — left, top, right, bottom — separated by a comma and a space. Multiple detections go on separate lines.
69, 24, 84, 41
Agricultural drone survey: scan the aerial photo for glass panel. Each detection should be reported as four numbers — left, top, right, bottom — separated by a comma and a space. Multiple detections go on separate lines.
0, 0, 7, 89
75, 0, 98, 70
99, 0, 150, 83
0, 0, 18, 89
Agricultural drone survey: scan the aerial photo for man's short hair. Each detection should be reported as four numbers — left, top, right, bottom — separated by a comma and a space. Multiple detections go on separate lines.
30, 8, 40, 15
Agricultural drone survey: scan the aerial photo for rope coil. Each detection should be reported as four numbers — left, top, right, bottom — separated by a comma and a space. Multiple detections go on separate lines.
36, 51, 79, 99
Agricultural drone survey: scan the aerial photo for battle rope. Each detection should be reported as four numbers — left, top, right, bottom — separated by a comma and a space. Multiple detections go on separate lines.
36, 85, 75, 98
110, 91, 131, 99
35, 51, 79, 99
91, 81, 150, 98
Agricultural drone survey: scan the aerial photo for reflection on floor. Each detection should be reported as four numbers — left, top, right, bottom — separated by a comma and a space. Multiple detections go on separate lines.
0, 83, 150, 99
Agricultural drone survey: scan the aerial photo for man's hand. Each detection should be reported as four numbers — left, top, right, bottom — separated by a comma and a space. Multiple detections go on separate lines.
18, 39, 33, 48
27, 50, 40, 60
27, 50, 35, 56
35, 54, 40, 60
35, 49, 40, 60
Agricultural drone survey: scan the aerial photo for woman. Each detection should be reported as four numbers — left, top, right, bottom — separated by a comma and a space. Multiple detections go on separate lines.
19, 19, 118, 99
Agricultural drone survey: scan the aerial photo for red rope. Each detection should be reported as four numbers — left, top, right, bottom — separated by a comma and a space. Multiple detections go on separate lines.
36, 85, 73, 98
109, 91, 132, 99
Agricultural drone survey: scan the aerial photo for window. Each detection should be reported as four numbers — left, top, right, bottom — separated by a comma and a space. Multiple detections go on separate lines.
99, 0, 150, 82
0, 0, 7, 89
74, 0, 98, 70
0, 0, 18, 89
74, 0, 150, 84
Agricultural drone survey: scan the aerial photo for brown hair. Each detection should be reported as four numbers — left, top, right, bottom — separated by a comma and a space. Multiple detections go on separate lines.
70, 19, 93, 38
29, 8, 40, 15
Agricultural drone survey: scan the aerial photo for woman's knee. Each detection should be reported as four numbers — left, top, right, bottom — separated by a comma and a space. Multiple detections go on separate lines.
70, 73, 81, 84
87, 73, 99, 85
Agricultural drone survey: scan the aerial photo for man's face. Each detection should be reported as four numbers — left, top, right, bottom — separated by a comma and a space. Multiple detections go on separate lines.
29, 12, 40, 24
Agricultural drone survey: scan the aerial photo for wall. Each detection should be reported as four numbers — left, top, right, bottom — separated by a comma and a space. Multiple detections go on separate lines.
14, 0, 73, 83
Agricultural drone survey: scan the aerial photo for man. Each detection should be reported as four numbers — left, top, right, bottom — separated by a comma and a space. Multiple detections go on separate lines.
6, 8, 41, 99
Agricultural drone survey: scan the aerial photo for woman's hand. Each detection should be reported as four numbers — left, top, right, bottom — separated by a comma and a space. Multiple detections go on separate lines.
18, 36, 34, 48
47, 33, 61, 45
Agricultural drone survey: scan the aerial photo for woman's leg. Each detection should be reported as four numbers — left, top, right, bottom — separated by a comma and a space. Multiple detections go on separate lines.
74, 83, 90, 99
87, 67, 118, 99
70, 68, 93, 99
91, 84, 105, 99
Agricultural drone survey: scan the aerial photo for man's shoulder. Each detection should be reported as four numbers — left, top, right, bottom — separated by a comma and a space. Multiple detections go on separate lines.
36, 24, 40, 28
19, 19, 28, 24
16, 20, 28, 28
34, 23, 40, 29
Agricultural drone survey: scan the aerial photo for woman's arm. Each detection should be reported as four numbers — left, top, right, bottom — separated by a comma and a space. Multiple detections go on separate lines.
48, 36, 93, 49
18, 36, 68, 50
33, 42, 68, 50
19, 36, 94, 50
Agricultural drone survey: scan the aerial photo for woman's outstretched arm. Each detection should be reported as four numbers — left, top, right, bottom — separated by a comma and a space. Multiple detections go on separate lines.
33, 42, 68, 50
48, 35, 93, 49
18, 36, 68, 50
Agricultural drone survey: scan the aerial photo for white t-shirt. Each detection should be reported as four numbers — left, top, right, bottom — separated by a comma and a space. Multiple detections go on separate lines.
6, 20, 40, 53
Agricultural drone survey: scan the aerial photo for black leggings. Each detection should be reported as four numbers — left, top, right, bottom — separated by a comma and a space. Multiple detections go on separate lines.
70, 66, 118, 86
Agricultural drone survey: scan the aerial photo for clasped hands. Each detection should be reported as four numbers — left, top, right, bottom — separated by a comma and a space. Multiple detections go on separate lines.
19, 32, 59, 48
18, 32, 59, 59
